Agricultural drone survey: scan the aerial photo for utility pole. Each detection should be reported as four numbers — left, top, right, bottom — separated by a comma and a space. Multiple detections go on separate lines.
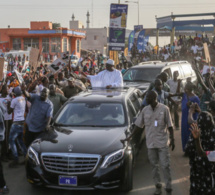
118, 0, 120, 4
138, 0, 139, 25
92, 0, 94, 27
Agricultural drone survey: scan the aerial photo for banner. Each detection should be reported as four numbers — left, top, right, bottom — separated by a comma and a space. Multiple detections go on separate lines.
29, 47, 40, 70
137, 30, 145, 52
109, 4, 128, 51
110, 4, 128, 29
128, 31, 135, 52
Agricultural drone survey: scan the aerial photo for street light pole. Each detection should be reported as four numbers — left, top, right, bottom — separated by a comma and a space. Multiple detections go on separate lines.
118, 0, 120, 4
125, 0, 139, 25
138, 0, 139, 25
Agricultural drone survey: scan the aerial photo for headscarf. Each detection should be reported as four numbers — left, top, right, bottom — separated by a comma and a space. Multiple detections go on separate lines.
197, 111, 215, 151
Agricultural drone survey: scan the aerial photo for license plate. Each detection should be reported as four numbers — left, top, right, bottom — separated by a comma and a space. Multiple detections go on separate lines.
59, 176, 77, 186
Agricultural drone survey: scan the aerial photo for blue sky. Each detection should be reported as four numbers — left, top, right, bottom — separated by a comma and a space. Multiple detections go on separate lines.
0, 0, 215, 29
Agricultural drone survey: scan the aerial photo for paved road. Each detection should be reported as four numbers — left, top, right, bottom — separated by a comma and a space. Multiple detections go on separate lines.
3, 129, 190, 195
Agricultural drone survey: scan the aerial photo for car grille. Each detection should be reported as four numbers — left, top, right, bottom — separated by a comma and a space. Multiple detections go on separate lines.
41, 153, 101, 175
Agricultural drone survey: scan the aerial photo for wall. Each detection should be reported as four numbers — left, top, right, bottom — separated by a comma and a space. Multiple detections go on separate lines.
0, 28, 29, 42
70, 37, 81, 58
0, 42, 9, 52
69, 21, 83, 29
31, 21, 52, 30
81, 28, 108, 55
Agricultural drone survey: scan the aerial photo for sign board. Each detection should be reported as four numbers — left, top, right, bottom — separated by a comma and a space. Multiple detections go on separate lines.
61, 51, 70, 60
134, 25, 143, 32
29, 47, 40, 70
203, 43, 211, 63
21, 61, 29, 72
202, 65, 215, 75
48, 58, 67, 73
3, 61, 8, 80
109, 28, 126, 51
0, 57, 5, 81
110, 4, 128, 29
156, 16, 173, 29
109, 51, 119, 66
109, 4, 128, 51
14, 70, 24, 85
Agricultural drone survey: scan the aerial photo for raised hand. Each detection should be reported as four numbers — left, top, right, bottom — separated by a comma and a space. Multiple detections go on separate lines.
189, 123, 201, 139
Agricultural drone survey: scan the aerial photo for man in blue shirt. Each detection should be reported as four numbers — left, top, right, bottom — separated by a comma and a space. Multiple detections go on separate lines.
22, 86, 53, 147
143, 79, 177, 108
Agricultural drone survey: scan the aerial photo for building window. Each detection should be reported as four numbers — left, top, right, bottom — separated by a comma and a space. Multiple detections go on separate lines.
77, 39, 80, 53
12, 38, 21, 50
42, 38, 49, 53
94, 35, 98, 40
51, 37, 61, 53
23, 38, 39, 50
63, 38, 67, 52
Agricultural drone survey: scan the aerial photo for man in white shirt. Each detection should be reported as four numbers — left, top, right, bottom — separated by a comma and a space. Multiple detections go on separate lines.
82, 59, 123, 89
166, 71, 183, 130
191, 43, 198, 54
7, 86, 27, 167
145, 42, 152, 53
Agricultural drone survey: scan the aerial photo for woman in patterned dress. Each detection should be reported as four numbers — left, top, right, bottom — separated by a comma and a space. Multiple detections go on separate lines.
186, 111, 215, 195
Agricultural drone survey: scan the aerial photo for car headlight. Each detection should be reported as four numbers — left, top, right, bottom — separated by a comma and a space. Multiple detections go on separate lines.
101, 149, 125, 169
27, 147, 40, 165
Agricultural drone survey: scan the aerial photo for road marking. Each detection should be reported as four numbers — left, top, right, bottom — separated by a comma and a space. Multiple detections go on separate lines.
131, 176, 189, 192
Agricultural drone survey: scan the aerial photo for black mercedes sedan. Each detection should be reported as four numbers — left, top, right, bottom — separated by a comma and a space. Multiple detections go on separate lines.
26, 88, 144, 192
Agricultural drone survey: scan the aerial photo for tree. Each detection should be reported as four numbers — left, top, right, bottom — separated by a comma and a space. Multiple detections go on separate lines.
53, 23, 61, 29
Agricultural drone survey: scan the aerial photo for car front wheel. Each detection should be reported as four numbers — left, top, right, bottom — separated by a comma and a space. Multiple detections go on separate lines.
120, 153, 133, 192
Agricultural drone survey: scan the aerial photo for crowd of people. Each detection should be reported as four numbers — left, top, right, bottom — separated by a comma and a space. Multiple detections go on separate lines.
0, 55, 125, 194
124, 55, 215, 195
131, 34, 215, 65
1, 34, 215, 194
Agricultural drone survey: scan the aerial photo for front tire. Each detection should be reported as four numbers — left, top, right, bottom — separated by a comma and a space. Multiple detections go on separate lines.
120, 153, 133, 192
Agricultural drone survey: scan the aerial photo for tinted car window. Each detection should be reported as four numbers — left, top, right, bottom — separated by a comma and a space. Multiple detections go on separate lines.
123, 68, 161, 82
55, 103, 125, 126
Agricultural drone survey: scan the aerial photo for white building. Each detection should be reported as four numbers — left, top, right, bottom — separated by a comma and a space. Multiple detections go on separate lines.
69, 13, 108, 55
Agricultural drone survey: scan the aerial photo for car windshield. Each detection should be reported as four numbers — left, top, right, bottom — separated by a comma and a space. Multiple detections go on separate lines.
55, 102, 125, 127
123, 68, 161, 82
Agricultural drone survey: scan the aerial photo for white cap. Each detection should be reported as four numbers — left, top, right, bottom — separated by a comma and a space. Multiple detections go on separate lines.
106, 59, 115, 66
